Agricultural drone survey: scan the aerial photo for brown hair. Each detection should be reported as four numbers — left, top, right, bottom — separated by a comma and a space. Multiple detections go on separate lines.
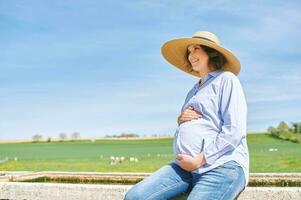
186, 45, 227, 71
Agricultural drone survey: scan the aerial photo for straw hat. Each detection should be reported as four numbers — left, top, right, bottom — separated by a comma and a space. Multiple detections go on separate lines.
161, 31, 241, 77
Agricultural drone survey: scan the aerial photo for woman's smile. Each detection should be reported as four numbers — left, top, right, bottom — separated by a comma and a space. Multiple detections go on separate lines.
191, 57, 200, 64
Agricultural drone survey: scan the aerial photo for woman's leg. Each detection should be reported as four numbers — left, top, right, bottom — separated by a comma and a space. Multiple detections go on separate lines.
187, 160, 246, 200
124, 161, 193, 200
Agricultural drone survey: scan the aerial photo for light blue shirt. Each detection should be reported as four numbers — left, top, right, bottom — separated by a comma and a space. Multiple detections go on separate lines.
172, 69, 249, 187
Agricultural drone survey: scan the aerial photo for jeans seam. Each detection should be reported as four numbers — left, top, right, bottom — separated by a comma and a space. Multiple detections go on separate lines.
218, 177, 235, 200
218, 167, 242, 200
234, 186, 245, 200
145, 178, 191, 200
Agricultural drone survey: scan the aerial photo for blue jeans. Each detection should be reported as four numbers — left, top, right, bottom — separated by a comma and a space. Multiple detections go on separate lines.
124, 160, 246, 200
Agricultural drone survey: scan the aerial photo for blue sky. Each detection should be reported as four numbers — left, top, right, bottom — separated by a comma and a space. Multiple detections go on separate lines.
0, 0, 301, 140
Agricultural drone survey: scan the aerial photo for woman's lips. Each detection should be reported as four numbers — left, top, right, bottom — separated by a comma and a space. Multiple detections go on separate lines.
191, 59, 199, 64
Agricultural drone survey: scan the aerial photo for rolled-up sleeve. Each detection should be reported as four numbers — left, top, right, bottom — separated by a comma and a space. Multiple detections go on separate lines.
203, 74, 247, 165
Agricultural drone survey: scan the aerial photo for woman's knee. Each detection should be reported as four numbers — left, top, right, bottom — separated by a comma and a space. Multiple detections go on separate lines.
124, 189, 144, 200
124, 183, 147, 200
123, 190, 137, 200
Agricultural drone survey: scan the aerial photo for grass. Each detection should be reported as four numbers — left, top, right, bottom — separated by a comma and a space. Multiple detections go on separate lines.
248, 133, 301, 172
0, 133, 300, 172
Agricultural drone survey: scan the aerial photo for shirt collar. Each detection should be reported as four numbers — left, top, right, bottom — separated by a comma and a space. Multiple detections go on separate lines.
197, 69, 223, 85
208, 69, 223, 77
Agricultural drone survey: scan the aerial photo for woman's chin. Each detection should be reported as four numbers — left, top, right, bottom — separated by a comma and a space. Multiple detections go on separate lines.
192, 67, 199, 72
192, 65, 202, 72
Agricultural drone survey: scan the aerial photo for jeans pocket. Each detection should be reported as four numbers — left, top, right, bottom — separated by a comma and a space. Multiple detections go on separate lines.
219, 161, 241, 172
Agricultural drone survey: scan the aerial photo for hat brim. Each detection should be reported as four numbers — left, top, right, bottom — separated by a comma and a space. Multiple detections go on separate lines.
161, 38, 241, 77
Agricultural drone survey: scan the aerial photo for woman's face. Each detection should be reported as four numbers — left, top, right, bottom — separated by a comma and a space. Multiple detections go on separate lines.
187, 44, 210, 73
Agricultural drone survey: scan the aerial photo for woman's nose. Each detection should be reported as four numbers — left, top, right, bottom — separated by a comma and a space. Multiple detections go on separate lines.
188, 52, 195, 60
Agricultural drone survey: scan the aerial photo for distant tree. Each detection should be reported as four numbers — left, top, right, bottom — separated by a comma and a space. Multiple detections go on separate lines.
268, 121, 300, 143
119, 133, 139, 137
291, 122, 301, 134
104, 133, 139, 138
267, 126, 279, 137
277, 121, 289, 132
32, 134, 43, 142
71, 132, 80, 140
59, 133, 67, 141
47, 137, 52, 143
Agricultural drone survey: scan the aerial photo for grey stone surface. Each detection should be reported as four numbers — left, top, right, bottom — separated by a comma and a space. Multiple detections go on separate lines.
1, 172, 301, 199
237, 187, 301, 200
1, 182, 301, 200
0, 182, 129, 200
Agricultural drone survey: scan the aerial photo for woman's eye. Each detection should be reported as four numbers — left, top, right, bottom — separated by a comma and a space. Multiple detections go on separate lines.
187, 46, 199, 54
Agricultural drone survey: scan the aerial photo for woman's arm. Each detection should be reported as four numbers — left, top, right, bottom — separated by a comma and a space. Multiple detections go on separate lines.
177, 83, 202, 126
203, 73, 247, 165
177, 106, 202, 126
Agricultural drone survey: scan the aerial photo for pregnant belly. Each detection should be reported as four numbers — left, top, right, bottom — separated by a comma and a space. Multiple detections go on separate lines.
173, 119, 217, 157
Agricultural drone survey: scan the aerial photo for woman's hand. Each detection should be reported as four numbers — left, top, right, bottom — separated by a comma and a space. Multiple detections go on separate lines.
176, 152, 207, 172
177, 106, 202, 125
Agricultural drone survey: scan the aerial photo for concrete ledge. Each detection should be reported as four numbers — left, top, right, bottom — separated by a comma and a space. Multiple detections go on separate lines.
1, 182, 301, 200
1, 171, 301, 186
1, 172, 301, 199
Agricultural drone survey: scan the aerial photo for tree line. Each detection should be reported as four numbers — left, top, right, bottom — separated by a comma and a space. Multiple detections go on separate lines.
32, 132, 80, 142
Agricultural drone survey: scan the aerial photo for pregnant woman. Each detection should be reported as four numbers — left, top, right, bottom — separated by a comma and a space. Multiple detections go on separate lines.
124, 31, 249, 200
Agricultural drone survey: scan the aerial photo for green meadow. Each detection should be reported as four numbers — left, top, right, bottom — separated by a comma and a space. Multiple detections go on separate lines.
0, 133, 300, 172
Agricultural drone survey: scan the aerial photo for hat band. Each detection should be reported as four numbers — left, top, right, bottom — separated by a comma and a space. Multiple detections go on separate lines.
192, 36, 216, 44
